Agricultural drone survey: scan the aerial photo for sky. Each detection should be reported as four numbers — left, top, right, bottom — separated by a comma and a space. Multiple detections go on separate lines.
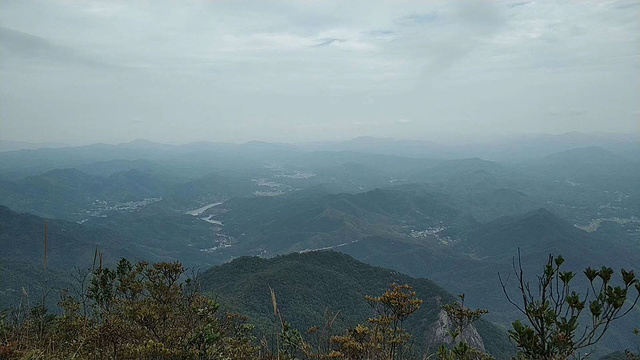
0, 0, 638, 145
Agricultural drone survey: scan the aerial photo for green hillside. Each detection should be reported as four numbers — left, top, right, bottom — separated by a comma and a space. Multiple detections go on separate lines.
0, 168, 173, 220
199, 250, 514, 358
0, 205, 137, 308
339, 208, 640, 356
218, 184, 468, 255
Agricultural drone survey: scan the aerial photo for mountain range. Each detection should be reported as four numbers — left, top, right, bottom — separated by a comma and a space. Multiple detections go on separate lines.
0, 138, 638, 357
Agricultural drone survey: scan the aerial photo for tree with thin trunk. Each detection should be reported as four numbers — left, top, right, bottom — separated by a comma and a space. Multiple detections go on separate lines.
500, 251, 640, 360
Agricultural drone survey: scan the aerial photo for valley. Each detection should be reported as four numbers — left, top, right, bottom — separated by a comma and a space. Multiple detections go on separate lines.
3, 2, 638, 357
0, 136, 638, 358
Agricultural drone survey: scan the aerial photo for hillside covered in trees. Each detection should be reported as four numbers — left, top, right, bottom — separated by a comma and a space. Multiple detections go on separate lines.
0, 138, 639, 358
3, 0, 639, 357
1, 250, 638, 360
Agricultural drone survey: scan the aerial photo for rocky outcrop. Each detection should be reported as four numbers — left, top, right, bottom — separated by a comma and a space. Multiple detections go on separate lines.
425, 309, 486, 352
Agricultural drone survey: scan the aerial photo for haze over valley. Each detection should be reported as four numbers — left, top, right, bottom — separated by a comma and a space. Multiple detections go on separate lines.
1, 1, 638, 359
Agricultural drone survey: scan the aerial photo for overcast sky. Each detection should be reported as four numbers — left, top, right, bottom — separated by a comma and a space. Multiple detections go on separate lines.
0, 0, 638, 145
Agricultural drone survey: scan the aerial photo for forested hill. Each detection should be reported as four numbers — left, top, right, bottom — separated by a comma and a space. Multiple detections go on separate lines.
199, 250, 514, 358
0, 205, 137, 307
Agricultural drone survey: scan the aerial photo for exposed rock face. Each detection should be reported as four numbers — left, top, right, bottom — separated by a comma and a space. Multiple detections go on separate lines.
425, 309, 486, 352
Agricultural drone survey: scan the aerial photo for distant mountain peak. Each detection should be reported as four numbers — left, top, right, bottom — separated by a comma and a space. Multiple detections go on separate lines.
119, 139, 175, 149
465, 207, 591, 257
126, 138, 157, 145
506, 208, 576, 232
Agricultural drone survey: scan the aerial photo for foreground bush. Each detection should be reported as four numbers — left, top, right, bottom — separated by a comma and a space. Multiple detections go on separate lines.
501, 253, 640, 360
1, 253, 636, 359
0, 259, 258, 359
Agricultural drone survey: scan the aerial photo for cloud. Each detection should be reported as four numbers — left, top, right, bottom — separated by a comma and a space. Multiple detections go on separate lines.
314, 38, 346, 47
396, 12, 440, 26
0, 0, 637, 144
0, 26, 110, 68
508, 2, 531, 9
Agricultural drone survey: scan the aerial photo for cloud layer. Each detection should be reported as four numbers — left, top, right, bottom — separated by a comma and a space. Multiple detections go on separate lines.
1, 0, 638, 144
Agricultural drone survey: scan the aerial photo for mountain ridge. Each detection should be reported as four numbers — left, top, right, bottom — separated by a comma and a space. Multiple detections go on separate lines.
199, 250, 514, 358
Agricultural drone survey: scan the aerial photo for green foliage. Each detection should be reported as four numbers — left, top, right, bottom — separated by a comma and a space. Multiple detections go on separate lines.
198, 251, 475, 353
0, 259, 258, 359
501, 253, 640, 360
0, 205, 132, 309
330, 283, 423, 360
2, 248, 638, 360
0, 256, 481, 360
435, 294, 493, 360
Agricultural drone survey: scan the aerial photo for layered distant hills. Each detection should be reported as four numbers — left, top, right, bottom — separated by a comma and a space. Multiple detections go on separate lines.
0, 136, 638, 356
